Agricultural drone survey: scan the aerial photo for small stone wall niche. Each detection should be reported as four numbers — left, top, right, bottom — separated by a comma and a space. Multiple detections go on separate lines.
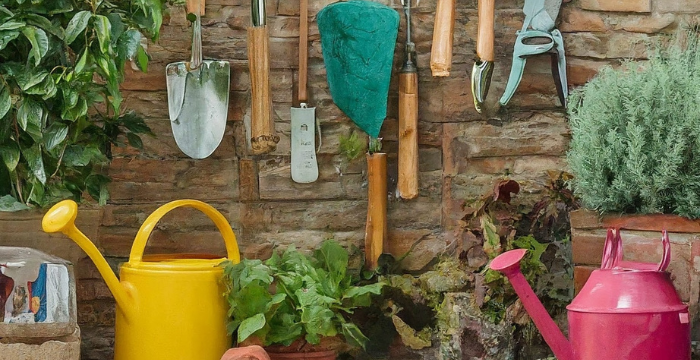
0, 247, 79, 360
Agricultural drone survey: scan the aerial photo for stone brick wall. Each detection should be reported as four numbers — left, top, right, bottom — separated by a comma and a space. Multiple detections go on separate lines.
68, 0, 700, 358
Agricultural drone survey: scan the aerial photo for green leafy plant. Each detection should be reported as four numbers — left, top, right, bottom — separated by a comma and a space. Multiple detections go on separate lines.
339, 131, 365, 161
221, 240, 384, 351
567, 29, 700, 218
0, 0, 163, 209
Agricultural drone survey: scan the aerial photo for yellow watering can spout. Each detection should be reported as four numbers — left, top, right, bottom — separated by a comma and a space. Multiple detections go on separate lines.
42, 200, 135, 320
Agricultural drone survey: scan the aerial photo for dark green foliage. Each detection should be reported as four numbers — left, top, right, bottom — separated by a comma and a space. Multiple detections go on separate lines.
317, 0, 399, 138
221, 240, 384, 349
460, 174, 577, 324
567, 30, 700, 218
0, 0, 163, 209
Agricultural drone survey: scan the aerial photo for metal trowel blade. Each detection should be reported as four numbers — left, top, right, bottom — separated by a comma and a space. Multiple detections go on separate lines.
171, 60, 231, 159
166, 62, 188, 121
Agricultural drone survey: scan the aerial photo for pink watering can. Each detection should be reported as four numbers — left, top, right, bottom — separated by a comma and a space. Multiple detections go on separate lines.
490, 229, 690, 360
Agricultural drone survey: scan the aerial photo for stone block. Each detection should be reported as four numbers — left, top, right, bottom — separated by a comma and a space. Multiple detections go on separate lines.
108, 158, 238, 203
0, 329, 80, 360
239, 159, 260, 201
0, 209, 101, 267
616, 13, 676, 33
564, 32, 652, 59
656, 0, 700, 13
442, 111, 569, 161
579, 0, 651, 12
559, 8, 607, 32
567, 58, 615, 86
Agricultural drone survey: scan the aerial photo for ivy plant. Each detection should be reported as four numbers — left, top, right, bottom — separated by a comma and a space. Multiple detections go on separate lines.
0, 0, 164, 210
221, 240, 384, 350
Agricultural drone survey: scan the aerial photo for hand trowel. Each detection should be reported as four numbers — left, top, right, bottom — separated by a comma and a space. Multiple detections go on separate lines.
318, 0, 399, 269
291, 0, 319, 183
166, 0, 230, 159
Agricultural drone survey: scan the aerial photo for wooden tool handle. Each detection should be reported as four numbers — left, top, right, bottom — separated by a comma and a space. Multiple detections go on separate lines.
365, 153, 387, 270
477, 0, 496, 61
430, 0, 456, 77
186, 0, 205, 16
298, 0, 308, 102
398, 72, 419, 199
248, 25, 278, 154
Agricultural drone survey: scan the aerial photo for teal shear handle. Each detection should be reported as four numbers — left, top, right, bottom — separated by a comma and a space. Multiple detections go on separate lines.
499, 0, 568, 107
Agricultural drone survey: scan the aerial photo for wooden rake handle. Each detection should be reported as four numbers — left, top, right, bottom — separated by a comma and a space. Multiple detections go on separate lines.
186, 0, 205, 16
299, 0, 309, 103
477, 0, 496, 62
365, 153, 387, 269
398, 71, 419, 199
430, 0, 456, 76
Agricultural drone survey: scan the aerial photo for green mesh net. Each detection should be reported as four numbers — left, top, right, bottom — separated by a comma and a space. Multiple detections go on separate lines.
317, 0, 399, 138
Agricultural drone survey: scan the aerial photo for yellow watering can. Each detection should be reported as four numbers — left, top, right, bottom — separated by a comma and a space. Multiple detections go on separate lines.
42, 199, 240, 360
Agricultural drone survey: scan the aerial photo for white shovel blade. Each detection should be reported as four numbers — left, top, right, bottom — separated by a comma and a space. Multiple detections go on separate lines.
290, 106, 318, 183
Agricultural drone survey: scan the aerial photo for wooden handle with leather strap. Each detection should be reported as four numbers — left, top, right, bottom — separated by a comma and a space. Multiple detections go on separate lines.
430, 0, 455, 77
248, 25, 277, 154
398, 72, 419, 199
186, 0, 205, 16
477, 0, 496, 61
298, 0, 308, 103
365, 153, 387, 269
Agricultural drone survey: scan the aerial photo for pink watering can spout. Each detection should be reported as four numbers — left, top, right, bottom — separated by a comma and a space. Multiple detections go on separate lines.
490, 249, 574, 360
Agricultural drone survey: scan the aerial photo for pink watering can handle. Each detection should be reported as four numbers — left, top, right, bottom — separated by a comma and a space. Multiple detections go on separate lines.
602, 228, 671, 272
600, 228, 623, 269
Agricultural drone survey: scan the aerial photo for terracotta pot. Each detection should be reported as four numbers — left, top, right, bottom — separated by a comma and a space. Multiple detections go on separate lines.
266, 350, 336, 360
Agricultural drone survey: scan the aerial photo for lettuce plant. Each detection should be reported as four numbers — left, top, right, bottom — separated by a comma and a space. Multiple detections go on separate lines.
221, 240, 384, 349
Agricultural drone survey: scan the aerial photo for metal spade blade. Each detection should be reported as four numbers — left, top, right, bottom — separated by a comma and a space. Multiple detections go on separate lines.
165, 7, 230, 159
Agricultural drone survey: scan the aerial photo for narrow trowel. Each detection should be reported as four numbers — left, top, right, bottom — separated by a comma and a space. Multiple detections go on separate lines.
290, 0, 319, 184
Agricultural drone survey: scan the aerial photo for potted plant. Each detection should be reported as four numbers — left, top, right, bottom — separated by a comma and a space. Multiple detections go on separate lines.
566, 30, 700, 305
0, 0, 163, 210
221, 239, 384, 360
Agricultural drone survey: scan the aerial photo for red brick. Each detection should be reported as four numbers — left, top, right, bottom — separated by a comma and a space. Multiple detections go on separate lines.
574, 265, 597, 295
571, 230, 605, 265
569, 209, 602, 230
602, 213, 700, 233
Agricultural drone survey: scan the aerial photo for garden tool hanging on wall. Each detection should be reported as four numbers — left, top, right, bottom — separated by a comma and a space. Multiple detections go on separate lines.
248, 0, 280, 154
470, 0, 495, 113
318, 0, 399, 269
398, 0, 419, 200
290, 0, 320, 183
430, 0, 456, 76
166, 0, 230, 159
499, 0, 567, 107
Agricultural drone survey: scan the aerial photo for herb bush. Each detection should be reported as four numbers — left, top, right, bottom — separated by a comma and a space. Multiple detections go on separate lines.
567, 30, 700, 218
221, 240, 384, 350
0, 0, 163, 209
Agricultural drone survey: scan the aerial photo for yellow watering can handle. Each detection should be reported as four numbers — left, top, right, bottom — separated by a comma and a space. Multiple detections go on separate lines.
128, 199, 241, 264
